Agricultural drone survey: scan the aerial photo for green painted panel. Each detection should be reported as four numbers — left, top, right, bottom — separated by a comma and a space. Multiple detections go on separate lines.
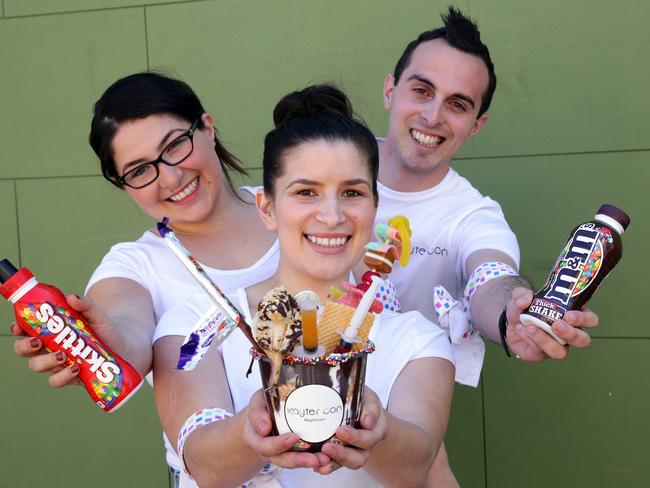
482, 339, 650, 487
16, 177, 152, 294
0, 180, 20, 333
0, 337, 168, 487
145, 0, 463, 170
463, 0, 650, 158
446, 382, 486, 487
145, 0, 650, 163
231, 166, 262, 189
455, 151, 648, 338
0, 9, 147, 179
4, 0, 189, 16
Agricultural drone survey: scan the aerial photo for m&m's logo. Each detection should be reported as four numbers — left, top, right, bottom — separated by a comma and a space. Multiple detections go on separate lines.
544, 224, 602, 305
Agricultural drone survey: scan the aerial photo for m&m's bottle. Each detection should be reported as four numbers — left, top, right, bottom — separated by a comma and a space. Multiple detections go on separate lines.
520, 204, 630, 344
0, 259, 142, 411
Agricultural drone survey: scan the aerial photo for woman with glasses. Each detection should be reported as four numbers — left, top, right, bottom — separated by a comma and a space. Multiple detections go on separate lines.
11, 72, 279, 480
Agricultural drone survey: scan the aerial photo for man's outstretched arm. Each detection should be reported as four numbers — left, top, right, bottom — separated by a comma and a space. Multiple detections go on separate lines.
466, 249, 598, 361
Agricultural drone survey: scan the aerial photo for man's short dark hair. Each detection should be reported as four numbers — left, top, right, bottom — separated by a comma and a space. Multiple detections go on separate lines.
392, 6, 496, 117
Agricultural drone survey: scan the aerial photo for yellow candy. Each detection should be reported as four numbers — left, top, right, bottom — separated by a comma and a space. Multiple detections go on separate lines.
329, 286, 343, 299
388, 215, 412, 267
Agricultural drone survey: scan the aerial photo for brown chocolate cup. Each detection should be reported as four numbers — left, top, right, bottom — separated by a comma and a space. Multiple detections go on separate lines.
258, 349, 369, 452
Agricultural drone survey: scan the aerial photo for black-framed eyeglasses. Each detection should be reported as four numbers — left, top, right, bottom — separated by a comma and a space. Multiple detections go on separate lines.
118, 119, 201, 189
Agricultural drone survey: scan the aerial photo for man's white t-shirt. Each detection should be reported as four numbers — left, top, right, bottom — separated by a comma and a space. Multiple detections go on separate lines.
375, 168, 519, 385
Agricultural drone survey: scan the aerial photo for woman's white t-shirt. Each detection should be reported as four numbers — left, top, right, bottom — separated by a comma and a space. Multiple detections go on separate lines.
155, 288, 454, 487
84, 187, 280, 476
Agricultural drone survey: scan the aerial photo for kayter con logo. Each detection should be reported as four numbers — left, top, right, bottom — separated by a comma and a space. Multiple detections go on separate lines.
410, 245, 448, 256
544, 223, 602, 305
284, 384, 344, 442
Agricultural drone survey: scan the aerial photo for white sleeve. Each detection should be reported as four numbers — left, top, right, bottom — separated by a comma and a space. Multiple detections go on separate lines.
454, 198, 520, 275
85, 242, 150, 293
368, 311, 454, 405
402, 312, 455, 366
153, 291, 215, 343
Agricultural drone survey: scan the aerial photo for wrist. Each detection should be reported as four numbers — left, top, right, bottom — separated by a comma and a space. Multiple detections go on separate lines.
177, 407, 234, 475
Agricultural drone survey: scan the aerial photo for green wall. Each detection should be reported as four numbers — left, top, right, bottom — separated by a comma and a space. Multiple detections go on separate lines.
0, 1, 647, 486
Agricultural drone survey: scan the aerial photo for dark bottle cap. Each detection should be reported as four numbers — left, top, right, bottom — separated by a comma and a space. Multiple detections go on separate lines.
0, 259, 19, 284
597, 204, 630, 231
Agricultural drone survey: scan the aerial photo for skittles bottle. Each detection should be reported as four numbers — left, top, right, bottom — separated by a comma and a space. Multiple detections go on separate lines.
0, 259, 142, 411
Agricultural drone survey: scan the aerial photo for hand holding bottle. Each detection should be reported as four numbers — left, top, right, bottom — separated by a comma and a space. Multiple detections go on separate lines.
11, 293, 126, 386
2, 260, 142, 411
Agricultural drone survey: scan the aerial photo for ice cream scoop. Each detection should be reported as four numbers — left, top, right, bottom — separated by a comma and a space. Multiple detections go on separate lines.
253, 287, 302, 385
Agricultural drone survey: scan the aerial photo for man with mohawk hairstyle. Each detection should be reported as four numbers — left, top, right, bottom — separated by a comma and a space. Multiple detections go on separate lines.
375, 6, 599, 485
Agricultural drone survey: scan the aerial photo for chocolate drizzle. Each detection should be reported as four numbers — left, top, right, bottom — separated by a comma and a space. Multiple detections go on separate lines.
257, 287, 299, 322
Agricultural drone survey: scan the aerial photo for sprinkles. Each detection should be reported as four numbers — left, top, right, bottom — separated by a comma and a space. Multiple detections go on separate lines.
250, 340, 375, 367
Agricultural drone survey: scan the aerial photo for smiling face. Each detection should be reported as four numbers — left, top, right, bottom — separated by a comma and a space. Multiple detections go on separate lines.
111, 113, 225, 231
383, 38, 490, 188
257, 139, 376, 295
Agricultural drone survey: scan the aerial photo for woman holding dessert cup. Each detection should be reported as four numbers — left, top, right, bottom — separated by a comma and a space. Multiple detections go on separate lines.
152, 84, 455, 487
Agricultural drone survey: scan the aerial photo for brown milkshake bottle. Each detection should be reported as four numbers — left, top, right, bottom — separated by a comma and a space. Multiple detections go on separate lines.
520, 204, 630, 344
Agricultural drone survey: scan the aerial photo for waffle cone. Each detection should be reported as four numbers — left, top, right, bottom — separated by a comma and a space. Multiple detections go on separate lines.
318, 302, 375, 354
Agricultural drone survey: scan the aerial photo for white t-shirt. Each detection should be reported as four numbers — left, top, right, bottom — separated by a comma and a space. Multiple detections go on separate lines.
86, 229, 279, 320
155, 289, 454, 487
84, 187, 280, 476
375, 168, 519, 386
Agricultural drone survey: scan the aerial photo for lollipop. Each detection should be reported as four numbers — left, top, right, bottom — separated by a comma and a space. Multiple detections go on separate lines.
253, 287, 302, 385
388, 215, 412, 267
363, 236, 399, 274
363, 216, 412, 274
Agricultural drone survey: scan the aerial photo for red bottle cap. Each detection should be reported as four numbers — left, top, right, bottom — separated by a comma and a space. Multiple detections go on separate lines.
0, 267, 34, 300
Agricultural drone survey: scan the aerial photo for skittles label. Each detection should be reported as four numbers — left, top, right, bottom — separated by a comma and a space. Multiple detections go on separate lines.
543, 223, 603, 306
20, 300, 125, 409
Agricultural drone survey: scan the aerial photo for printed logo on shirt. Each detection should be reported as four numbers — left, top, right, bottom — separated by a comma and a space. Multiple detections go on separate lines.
410, 245, 448, 257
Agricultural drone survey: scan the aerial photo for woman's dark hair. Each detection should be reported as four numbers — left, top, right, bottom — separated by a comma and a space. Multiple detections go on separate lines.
263, 84, 378, 204
89, 72, 247, 191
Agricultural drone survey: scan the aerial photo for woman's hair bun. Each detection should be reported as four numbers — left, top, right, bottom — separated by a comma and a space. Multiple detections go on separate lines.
263, 83, 378, 200
273, 84, 354, 127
